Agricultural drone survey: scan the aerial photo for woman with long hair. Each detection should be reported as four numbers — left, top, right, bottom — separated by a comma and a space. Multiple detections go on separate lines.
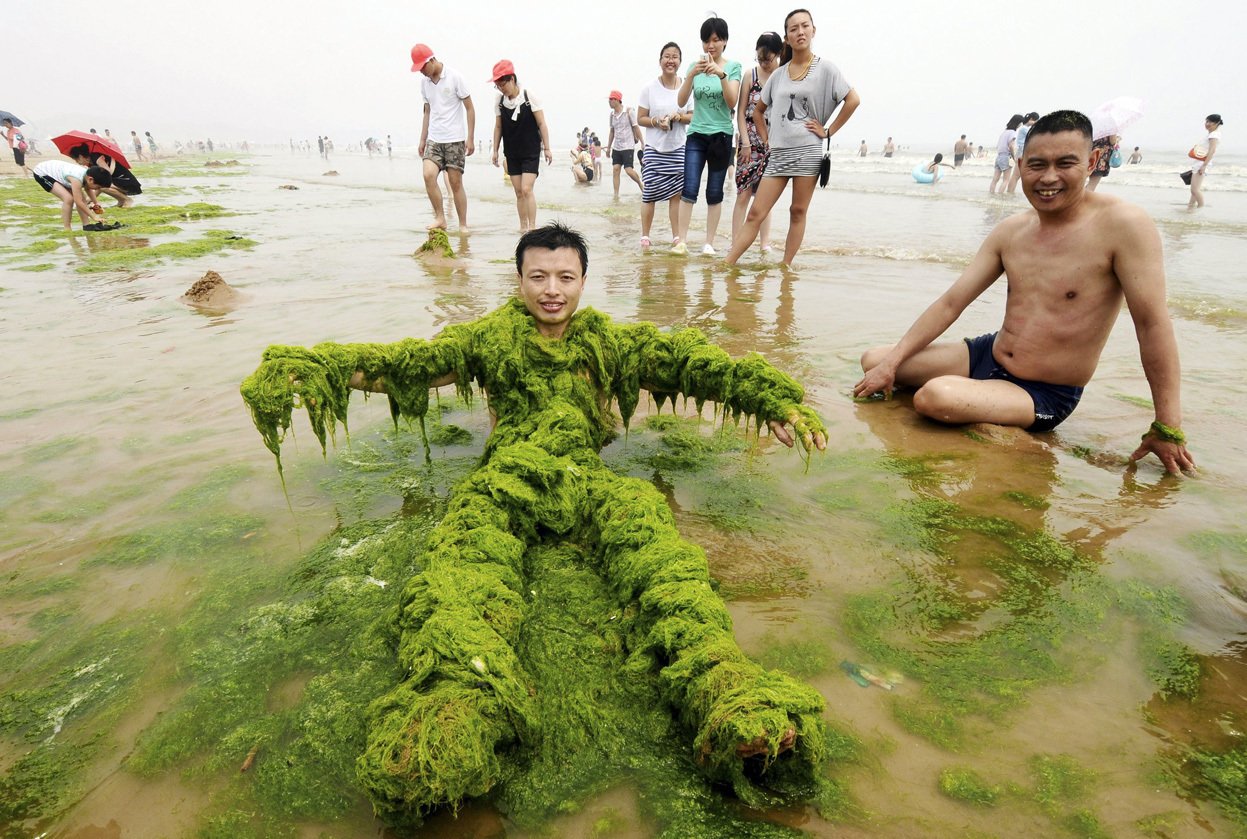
730, 31, 782, 258
725, 9, 860, 267
673, 16, 742, 256
637, 42, 693, 250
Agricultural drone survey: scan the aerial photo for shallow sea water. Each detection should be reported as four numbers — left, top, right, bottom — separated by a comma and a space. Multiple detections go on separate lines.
1, 148, 1246, 837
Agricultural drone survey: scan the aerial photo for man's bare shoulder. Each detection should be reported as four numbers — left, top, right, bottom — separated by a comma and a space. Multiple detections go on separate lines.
988, 207, 1036, 242
1087, 192, 1160, 245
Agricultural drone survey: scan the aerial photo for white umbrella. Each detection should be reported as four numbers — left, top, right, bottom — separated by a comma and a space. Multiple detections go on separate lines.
1090, 97, 1146, 140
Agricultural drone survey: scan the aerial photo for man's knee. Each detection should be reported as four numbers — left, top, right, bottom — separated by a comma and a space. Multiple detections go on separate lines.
860, 345, 893, 372
912, 377, 964, 422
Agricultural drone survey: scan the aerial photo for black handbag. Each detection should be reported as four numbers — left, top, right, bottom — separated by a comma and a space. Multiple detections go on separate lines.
818, 134, 831, 188
1179, 169, 1193, 185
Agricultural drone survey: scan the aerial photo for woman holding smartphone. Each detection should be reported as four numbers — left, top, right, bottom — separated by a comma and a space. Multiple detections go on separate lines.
674, 15, 742, 256
725, 9, 860, 268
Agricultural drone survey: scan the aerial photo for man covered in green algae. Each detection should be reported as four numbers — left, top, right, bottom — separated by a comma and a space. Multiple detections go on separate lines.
241, 223, 830, 822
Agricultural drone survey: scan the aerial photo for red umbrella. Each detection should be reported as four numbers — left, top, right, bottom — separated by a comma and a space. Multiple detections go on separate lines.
51, 130, 131, 168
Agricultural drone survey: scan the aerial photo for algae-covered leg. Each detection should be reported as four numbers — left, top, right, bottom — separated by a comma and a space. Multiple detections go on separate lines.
358, 440, 591, 820
586, 469, 828, 805
357, 477, 539, 821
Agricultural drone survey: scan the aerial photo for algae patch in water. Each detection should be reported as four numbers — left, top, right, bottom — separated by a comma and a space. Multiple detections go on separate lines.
938, 766, 1002, 806
238, 299, 839, 828
76, 229, 256, 273
843, 490, 1207, 749
0, 617, 155, 829
754, 632, 835, 679
1182, 746, 1247, 827
86, 513, 264, 567
1029, 754, 1110, 838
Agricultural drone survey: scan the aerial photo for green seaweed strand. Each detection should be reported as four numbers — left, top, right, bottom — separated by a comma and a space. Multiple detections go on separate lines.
1143, 420, 1186, 445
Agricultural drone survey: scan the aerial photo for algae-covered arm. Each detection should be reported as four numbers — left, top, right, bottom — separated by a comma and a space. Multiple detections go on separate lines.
616, 322, 827, 452
239, 328, 473, 464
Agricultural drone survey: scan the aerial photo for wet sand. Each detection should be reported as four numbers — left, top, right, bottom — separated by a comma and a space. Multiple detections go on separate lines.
1, 148, 1246, 836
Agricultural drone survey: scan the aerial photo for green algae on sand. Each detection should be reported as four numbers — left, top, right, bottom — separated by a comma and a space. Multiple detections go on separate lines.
843, 488, 1209, 750
122, 429, 856, 836
938, 766, 1002, 806
75, 229, 256, 273
239, 300, 840, 827
416, 227, 455, 258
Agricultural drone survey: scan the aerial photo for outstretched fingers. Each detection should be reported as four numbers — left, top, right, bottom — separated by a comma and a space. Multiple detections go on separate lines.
735, 726, 797, 758
1130, 438, 1196, 475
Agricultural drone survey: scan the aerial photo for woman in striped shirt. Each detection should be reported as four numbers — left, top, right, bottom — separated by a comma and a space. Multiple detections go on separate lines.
637, 41, 693, 250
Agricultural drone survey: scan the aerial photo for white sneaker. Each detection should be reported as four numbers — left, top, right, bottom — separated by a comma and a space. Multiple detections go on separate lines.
701, 243, 716, 256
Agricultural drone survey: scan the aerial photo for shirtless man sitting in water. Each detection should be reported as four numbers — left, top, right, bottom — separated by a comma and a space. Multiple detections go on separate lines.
854, 110, 1195, 475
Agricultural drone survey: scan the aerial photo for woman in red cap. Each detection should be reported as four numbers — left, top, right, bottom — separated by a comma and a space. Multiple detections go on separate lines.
489, 60, 553, 231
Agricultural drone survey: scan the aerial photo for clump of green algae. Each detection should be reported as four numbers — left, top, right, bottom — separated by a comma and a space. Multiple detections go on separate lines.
240, 298, 835, 826
417, 228, 455, 258
938, 766, 1001, 806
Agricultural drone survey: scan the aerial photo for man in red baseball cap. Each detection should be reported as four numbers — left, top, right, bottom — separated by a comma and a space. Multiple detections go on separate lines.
411, 43, 476, 232
606, 90, 642, 197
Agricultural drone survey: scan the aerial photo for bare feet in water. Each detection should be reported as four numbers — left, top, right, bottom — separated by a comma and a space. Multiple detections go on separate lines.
736, 727, 797, 759
427, 218, 447, 231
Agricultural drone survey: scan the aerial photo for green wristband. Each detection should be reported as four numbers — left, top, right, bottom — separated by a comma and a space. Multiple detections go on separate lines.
1143, 421, 1186, 445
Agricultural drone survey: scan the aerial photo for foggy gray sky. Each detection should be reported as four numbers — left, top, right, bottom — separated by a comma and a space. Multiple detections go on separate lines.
10, 0, 1244, 152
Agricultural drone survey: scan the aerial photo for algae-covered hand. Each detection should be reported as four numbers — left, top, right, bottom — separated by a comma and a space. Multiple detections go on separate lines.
240, 344, 359, 462
1130, 422, 1196, 475
768, 406, 827, 452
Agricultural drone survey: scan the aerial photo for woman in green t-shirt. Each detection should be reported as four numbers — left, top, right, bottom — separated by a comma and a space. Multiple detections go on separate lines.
673, 16, 742, 256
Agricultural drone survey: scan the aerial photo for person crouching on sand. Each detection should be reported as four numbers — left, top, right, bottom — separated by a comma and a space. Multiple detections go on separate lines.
855, 110, 1194, 476
31, 159, 118, 231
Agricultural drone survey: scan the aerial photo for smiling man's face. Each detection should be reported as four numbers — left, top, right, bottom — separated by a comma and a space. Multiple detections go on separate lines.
517, 247, 586, 339
1020, 130, 1094, 213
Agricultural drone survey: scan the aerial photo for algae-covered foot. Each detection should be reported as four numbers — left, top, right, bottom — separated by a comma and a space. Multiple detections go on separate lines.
684, 663, 829, 806
357, 678, 520, 822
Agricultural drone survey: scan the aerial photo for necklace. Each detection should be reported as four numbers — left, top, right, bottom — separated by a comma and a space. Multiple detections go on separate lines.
788, 55, 815, 81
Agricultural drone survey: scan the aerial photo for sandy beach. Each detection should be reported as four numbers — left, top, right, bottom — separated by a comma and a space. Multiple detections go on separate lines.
2, 146, 1246, 837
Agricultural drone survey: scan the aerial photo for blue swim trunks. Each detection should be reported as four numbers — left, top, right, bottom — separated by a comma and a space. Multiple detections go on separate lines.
964, 332, 1084, 432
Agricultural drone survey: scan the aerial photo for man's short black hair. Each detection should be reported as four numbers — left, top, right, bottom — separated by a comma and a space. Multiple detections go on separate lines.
1028, 110, 1093, 143
515, 222, 588, 276
700, 16, 728, 42
85, 166, 113, 188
